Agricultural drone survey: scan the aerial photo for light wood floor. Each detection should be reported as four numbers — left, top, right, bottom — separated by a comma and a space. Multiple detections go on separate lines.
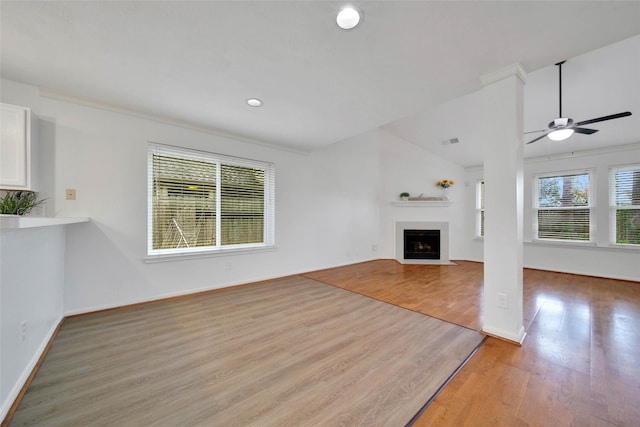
8, 275, 483, 427
304, 260, 640, 426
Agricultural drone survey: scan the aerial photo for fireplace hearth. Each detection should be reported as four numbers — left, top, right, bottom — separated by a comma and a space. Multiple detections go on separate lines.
404, 229, 440, 260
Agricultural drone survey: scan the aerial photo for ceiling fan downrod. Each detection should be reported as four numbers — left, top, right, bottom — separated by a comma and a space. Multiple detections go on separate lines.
556, 60, 566, 118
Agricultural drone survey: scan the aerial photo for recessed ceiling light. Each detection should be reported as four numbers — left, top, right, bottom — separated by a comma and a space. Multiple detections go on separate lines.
247, 98, 263, 107
337, 6, 361, 30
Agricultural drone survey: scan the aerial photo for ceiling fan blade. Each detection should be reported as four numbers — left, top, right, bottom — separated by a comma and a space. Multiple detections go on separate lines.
524, 129, 547, 135
526, 132, 550, 144
574, 111, 631, 126
572, 127, 598, 135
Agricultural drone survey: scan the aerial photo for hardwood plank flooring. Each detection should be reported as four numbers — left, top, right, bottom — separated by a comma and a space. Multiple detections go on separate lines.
304, 260, 640, 426
8, 275, 483, 427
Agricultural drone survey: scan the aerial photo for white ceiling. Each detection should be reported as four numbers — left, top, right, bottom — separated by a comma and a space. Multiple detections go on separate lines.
1, 1, 639, 165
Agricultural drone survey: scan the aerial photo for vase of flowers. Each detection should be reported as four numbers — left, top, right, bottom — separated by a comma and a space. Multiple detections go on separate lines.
435, 179, 454, 200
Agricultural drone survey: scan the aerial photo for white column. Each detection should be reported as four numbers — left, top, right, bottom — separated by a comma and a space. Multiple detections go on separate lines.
480, 63, 526, 344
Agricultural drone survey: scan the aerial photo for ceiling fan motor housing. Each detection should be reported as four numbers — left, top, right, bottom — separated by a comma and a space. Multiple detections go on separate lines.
550, 117, 573, 129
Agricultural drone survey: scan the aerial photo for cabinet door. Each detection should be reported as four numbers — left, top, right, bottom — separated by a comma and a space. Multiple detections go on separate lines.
1, 103, 31, 190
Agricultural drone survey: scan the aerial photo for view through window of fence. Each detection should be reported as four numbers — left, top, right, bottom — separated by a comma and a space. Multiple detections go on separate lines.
148, 145, 274, 256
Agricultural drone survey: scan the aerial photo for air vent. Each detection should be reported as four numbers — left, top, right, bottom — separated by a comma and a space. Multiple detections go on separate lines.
441, 137, 460, 145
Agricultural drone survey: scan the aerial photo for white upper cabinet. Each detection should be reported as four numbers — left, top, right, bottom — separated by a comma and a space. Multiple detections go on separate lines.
1, 103, 33, 190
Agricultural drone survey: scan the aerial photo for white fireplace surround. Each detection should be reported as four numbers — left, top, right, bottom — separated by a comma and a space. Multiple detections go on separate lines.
395, 221, 453, 265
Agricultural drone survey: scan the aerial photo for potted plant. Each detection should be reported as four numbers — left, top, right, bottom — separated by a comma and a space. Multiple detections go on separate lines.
400, 192, 410, 201
0, 190, 46, 216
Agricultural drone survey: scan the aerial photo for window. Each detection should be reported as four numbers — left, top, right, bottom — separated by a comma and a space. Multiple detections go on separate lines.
148, 144, 275, 257
534, 171, 592, 242
610, 165, 640, 246
476, 180, 484, 237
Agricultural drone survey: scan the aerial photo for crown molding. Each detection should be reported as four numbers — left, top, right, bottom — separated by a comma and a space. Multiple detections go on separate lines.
480, 62, 527, 86
465, 141, 640, 171
38, 88, 310, 156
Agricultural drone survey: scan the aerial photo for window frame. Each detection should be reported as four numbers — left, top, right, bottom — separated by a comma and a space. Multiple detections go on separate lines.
146, 143, 275, 260
475, 180, 484, 238
532, 169, 595, 244
609, 163, 640, 247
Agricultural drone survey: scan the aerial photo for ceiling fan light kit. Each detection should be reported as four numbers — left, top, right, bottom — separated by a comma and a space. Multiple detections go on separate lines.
526, 60, 632, 145
548, 128, 574, 141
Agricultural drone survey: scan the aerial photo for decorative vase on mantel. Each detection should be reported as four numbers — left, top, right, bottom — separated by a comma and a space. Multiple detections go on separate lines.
435, 179, 454, 201
440, 187, 449, 201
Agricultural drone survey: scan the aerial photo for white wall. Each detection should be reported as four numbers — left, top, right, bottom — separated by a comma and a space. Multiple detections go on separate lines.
378, 131, 467, 260
2, 75, 636, 419
0, 226, 66, 420
465, 145, 640, 281
1, 78, 384, 316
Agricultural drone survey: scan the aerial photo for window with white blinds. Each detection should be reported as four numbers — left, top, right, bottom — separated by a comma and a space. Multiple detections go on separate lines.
476, 180, 484, 237
148, 143, 275, 256
534, 171, 592, 242
609, 165, 640, 246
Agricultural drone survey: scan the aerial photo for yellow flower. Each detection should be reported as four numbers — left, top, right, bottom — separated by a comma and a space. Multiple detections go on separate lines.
436, 179, 455, 188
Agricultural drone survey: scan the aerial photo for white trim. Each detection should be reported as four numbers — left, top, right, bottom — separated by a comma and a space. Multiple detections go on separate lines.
147, 143, 275, 257
608, 164, 640, 246
465, 142, 640, 171
532, 169, 594, 243
528, 239, 597, 247
482, 325, 527, 345
39, 88, 309, 155
144, 245, 277, 263
479, 62, 527, 86
395, 221, 452, 265
1, 316, 63, 422
391, 201, 452, 207
525, 240, 640, 254
64, 257, 379, 317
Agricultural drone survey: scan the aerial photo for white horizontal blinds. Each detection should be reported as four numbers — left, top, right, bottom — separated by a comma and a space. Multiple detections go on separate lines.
217, 156, 275, 247
148, 143, 275, 255
610, 165, 640, 245
220, 164, 264, 245
536, 172, 591, 241
151, 151, 217, 250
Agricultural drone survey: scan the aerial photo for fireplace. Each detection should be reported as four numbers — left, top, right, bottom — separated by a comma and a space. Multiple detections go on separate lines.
395, 221, 451, 265
404, 229, 440, 259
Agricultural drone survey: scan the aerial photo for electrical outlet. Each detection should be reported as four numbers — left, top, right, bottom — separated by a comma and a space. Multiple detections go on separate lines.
497, 293, 509, 309
226, 262, 232, 270
66, 189, 76, 200
372, 244, 378, 252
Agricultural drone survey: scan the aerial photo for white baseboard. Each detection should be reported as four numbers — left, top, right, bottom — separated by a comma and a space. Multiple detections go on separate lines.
481, 325, 527, 345
1, 315, 63, 423
63, 257, 377, 317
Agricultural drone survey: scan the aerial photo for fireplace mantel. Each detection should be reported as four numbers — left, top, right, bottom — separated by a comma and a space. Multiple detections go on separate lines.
391, 201, 452, 207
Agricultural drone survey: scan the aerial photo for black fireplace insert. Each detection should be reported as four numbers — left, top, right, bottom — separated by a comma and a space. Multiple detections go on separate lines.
404, 229, 440, 260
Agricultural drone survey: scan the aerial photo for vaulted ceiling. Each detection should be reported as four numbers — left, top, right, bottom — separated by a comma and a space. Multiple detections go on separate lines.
1, 1, 639, 165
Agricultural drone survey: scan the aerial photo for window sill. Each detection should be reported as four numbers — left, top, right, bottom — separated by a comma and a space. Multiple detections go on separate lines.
526, 240, 639, 252
144, 245, 277, 263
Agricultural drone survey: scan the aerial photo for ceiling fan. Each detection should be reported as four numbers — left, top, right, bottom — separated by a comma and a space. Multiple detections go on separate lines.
525, 60, 632, 145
